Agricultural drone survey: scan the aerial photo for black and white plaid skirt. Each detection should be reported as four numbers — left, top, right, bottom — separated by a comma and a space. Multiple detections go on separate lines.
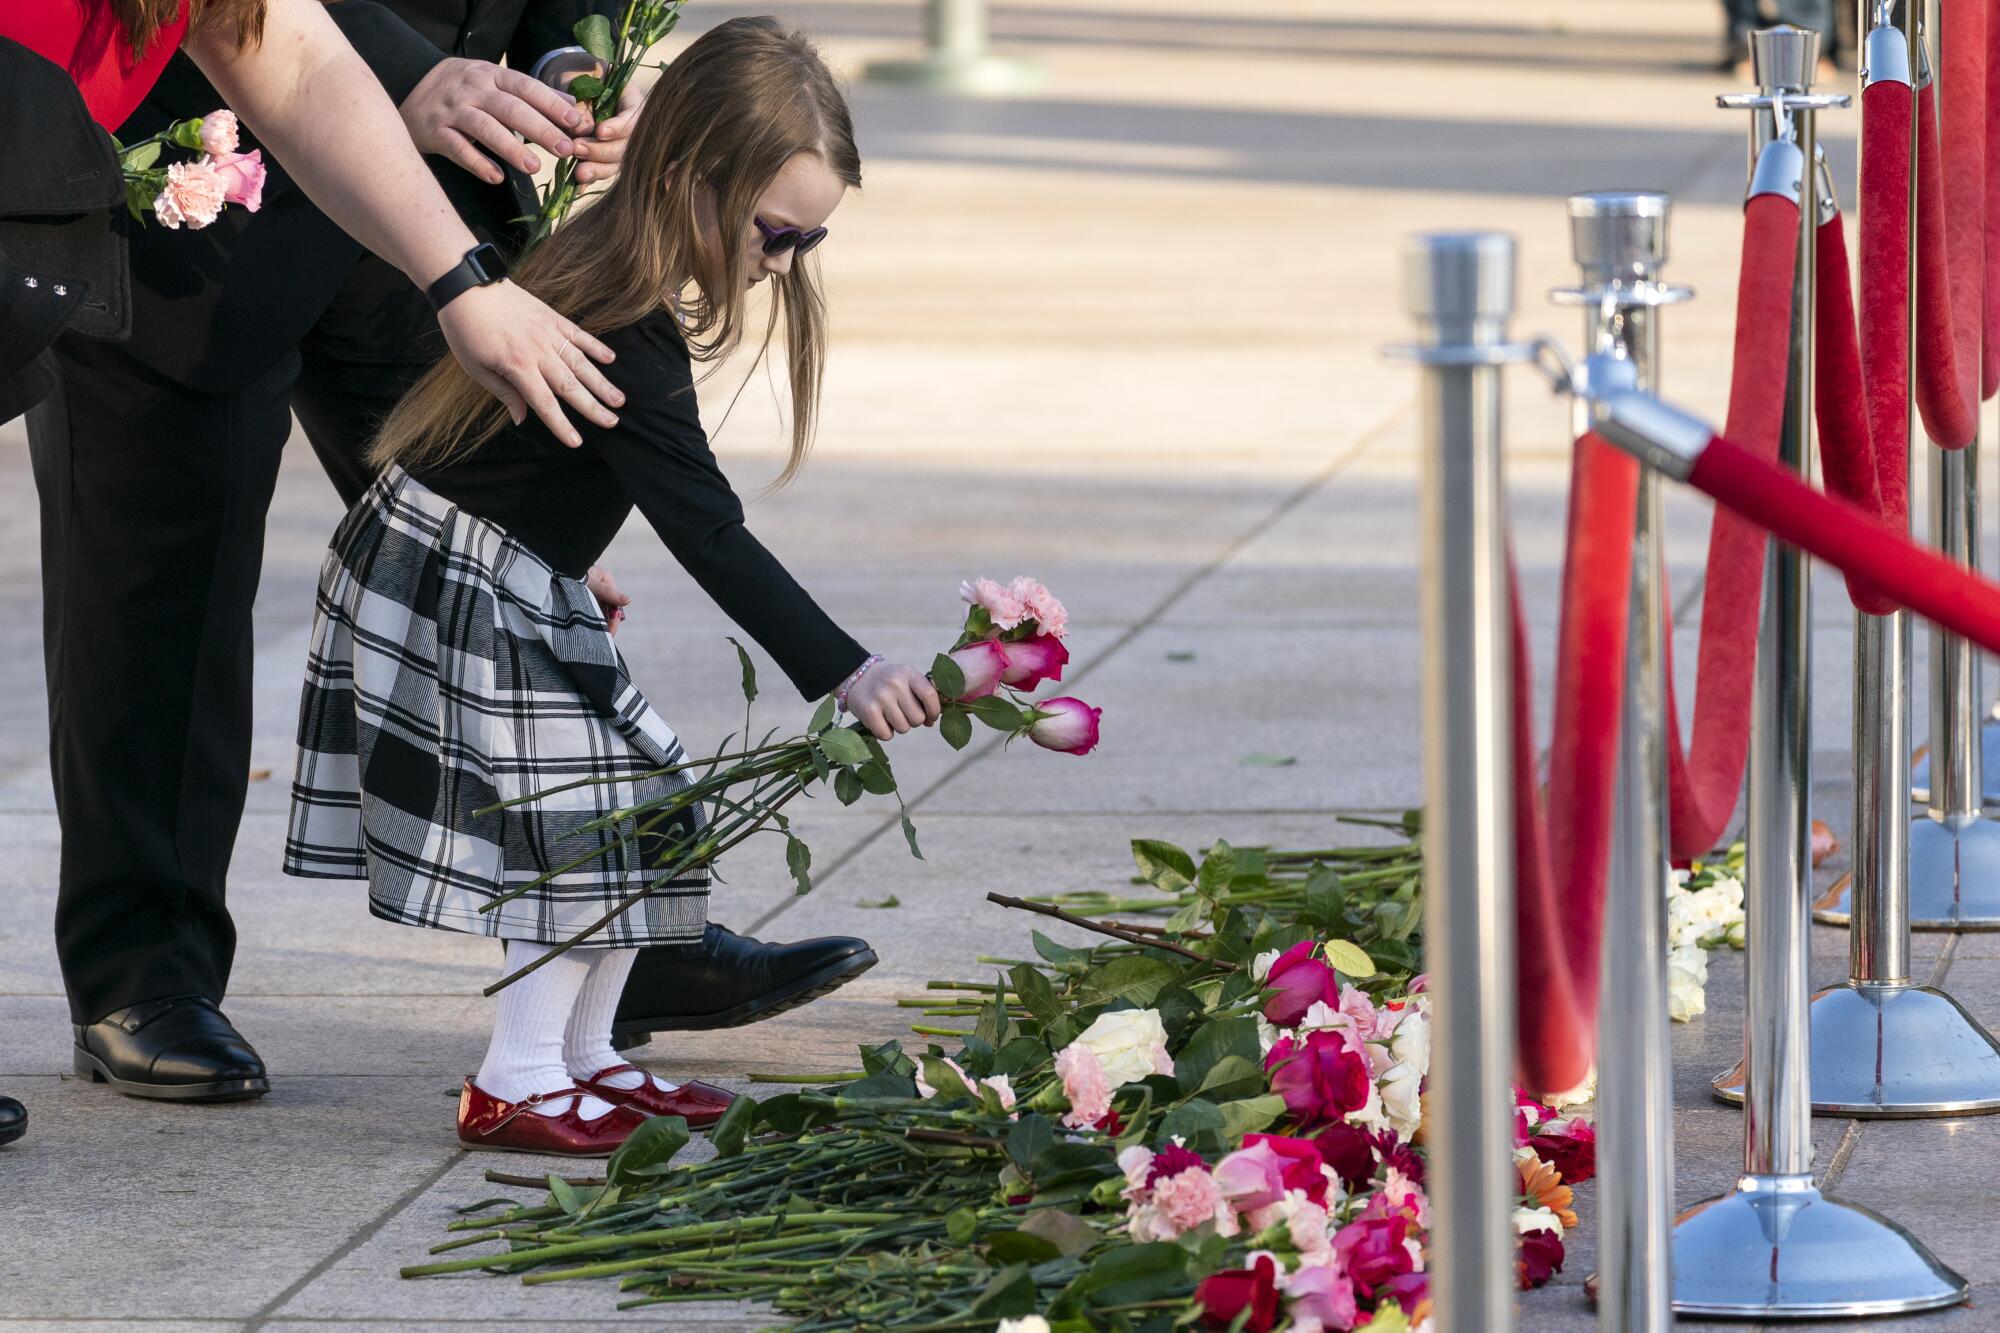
282, 465, 709, 946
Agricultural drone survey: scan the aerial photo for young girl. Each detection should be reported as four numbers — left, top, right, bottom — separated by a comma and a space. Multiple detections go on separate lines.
283, 17, 941, 1156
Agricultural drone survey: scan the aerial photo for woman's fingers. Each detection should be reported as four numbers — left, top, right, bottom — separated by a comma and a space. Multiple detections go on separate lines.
458, 105, 543, 175
510, 363, 582, 446
540, 345, 618, 431
560, 338, 624, 410
435, 126, 506, 184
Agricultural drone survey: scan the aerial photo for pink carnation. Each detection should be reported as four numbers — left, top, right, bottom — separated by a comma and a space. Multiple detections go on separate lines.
197, 109, 239, 155
1055, 1042, 1112, 1130
1151, 1166, 1231, 1236
153, 160, 226, 230
960, 576, 1028, 630
207, 149, 266, 212
1008, 576, 1069, 638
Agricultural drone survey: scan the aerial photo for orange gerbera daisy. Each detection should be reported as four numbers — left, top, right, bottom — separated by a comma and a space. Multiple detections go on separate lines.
1517, 1153, 1577, 1231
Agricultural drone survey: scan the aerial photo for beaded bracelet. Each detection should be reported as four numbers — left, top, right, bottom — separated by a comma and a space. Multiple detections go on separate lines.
834, 653, 885, 715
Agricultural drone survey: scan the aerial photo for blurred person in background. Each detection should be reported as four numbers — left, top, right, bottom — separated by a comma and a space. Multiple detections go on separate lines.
1719, 0, 1843, 75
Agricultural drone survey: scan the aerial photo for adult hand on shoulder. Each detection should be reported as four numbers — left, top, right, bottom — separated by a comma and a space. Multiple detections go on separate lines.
435, 283, 624, 447
847, 663, 943, 742
572, 84, 646, 186
402, 57, 586, 185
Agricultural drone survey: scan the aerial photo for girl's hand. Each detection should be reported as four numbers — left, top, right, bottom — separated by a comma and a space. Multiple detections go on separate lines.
434, 282, 624, 447
586, 565, 630, 635
846, 662, 943, 741
575, 85, 646, 186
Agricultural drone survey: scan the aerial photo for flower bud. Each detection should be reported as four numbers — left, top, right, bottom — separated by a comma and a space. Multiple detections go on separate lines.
1026, 697, 1101, 755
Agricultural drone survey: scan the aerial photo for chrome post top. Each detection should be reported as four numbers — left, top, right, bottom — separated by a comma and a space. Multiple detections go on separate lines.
1400, 231, 1515, 331
1861, 21, 1913, 87
1566, 190, 1670, 283
1752, 24, 1820, 89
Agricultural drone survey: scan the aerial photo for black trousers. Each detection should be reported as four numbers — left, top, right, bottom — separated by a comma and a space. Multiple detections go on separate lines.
27, 253, 440, 1023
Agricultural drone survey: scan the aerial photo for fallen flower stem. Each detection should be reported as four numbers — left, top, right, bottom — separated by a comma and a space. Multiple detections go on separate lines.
984, 892, 1228, 967
483, 1170, 607, 1189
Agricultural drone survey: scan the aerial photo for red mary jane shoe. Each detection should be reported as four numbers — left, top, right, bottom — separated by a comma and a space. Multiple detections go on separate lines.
578, 1064, 736, 1128
456, 1078, 652, 1156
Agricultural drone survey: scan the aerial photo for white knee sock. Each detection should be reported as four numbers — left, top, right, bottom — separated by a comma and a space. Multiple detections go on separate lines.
476, 940, 616, 1120
563, 946, 679, 1094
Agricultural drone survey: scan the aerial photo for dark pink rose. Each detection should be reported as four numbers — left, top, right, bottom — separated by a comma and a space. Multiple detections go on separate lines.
945, 640, 1009, 700
1380, 1271, 1430, 1314
1263, 940, 1338, 1027
1517, 1228, 1565, 1289
999, 633, 1069, 688
1264, 1030, 1373, 1128
1027, 697, 1101, 755
1370, 1128, 1426, 1186
1311, 1120, 1378, 1187
1241, 1132, 1332, 1204
1195, 1254, 1281, 1332
208, 149, 266, 212
1332, 1212, 1416, 1297
1529, 1117, 1596, 1185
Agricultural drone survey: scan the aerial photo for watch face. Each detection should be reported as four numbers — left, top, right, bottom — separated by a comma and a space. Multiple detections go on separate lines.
468, 243, 509, 285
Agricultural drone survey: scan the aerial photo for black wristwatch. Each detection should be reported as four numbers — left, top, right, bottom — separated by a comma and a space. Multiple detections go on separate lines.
426, 243, 509, 313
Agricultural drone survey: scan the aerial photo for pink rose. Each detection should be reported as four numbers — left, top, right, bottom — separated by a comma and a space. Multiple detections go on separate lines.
1008, 576, 1069, 637
1380, 1271, 1430, 1314
197, 109, 239, 155
1054, 1042, 1112, 1130
960, 576, 1028, 630
206, 149, 266, 212
1241, 1132, 1333, 1204
1027, 697, 1101, 755
153, 160, 226, 230
999, 633, 1069, 689
1263, 941, 1338, 1027
946, 640, 1009, 701
1265, 1031, 1374, 1128
1332, 1212, 1416, 1298
1213, 1140, 1289, 1212
1285, 1264, 1359, 1333
1516, 1229, 1564, 1290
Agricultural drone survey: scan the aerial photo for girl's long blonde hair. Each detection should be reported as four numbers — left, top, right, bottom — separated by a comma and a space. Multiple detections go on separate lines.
369, 16, 860, 486
115, 0, 267, 56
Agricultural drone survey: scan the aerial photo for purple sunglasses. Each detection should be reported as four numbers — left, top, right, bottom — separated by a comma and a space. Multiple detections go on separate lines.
754, 216, 828, 257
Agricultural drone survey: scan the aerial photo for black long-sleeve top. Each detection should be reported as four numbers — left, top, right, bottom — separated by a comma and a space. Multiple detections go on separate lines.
413, 310, 869, 701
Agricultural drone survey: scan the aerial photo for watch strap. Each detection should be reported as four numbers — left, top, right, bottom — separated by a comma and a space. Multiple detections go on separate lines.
426, 244, 506, 313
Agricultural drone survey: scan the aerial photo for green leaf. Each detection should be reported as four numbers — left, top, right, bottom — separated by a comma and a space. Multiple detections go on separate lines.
983, 1229, 1062, 1266
901, 811, 924, 860
1217, 1094, 1289, 1139
919, 1055, 974, 1103
1197, 841, 1236, 898
965, 695, 1025, 732
967, 1263, 1037, 1319
993, 1035, 1049, 1076
975, 987, 1010, 1049
547, 1174, 583, 1214
732, 636, 760, 704
945, 1206, 980, 1244
1302, 863, 1346, 930
1130, 839, 1196, 892
833, 767, 864, 805
940, 706, 974, 750
168, 117, 204, 150
1152, 984, 1204, 1038
1032, 931, 1091, 972
931, 651, 967, 699
1173, 1016, 1259, 1094
855, 760, 897, 795
1079, 955, 1180, 1007
1195, 1054, 1265, 1099
566, 72, 606, 101
817, 726, 872, 766
1238, 752, 1297, 766
1069, 1243, 1189, 1307
809, 694, 837, 734
123, 140, 160, 171
1323, 938, 1376, 978
857, 894, 901, 909
1018, 1207, 1100, 1258
859, 1040, 915, 1077
1005, 1114, 1055, 1173
124, 179, 153, 223
573, 12, 615, 60
709, 1094, 753, 1157
606, 1115, 689, 1184
785, 834, 812, 895
1156, 1099, 1226, 1154
1009, 963, 1062, 1026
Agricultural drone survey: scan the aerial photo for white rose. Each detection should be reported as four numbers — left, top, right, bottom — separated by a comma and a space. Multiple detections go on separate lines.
1545, 1067, 1596, 1110
1347, 1077, 1389, 1132
1513, 1204, 1562, 1235
1252, 948, 1283, 982
1389, 1006, 1430, 1079
997, 1319, 1052, 1333
1668, 944, 1709, 1022
1073, 1008, 1174, 1087
1378, 1062, 1422, 1137
1256, 1014, 1282, 1055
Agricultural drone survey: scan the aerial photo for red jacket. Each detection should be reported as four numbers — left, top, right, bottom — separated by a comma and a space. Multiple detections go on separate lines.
0, 0, 188, 128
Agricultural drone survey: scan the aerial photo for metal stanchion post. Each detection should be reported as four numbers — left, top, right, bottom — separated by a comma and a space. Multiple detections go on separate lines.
1722, 6, 2000, 1115
863, 0, 1044, 95
1550, 192, 1685, 1333
1391, 232, 1522, 1333
1670, 26, 1966, 1317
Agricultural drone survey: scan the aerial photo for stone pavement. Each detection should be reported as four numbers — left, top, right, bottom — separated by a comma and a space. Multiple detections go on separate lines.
3, 0, 2000, 1328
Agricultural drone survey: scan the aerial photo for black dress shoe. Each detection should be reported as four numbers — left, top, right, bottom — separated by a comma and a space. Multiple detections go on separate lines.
610, 924, 877, 1045
73, 996, 269, 1103
0, 1095, 23, 1146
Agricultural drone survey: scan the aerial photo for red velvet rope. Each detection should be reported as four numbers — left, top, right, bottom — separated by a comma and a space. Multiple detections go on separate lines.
1914, 0, 1988, 445
1815, 211, 1897, 614
1691, 434, 2000, 652
1510, 434, 1637, 1095
1861, 80, 1914, 534
1659, 194, 1800, 865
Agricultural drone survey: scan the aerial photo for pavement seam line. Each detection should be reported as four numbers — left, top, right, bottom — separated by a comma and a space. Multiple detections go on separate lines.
745, 395, 1414, 936
240, 1149, 469, 1331
1927, 930, 1960, 988
1818, 1119, 1864, 1191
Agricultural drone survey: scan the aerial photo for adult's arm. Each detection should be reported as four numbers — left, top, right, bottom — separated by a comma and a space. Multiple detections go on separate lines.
182, 0, 621, 445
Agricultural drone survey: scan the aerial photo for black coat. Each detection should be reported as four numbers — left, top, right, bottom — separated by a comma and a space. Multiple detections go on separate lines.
117, 0, 616, 390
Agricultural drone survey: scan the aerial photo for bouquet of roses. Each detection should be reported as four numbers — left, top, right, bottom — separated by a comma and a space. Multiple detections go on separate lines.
525, 0, 685, 252
481, 576, 1103, 993
116, 110, 265, 230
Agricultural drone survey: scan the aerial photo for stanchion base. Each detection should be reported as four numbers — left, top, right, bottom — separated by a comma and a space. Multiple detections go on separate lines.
1711, 982, 2000, 1116
1670, 1177, 1967, 1318
1813, 814, 2000, 929
1909, 714, 2000, 805
862, 53, 1045, 95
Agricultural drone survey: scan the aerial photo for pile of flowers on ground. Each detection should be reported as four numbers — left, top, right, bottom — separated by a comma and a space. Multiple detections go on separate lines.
1667, 843, 1747, 1023
410, 830, 1596, 1331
